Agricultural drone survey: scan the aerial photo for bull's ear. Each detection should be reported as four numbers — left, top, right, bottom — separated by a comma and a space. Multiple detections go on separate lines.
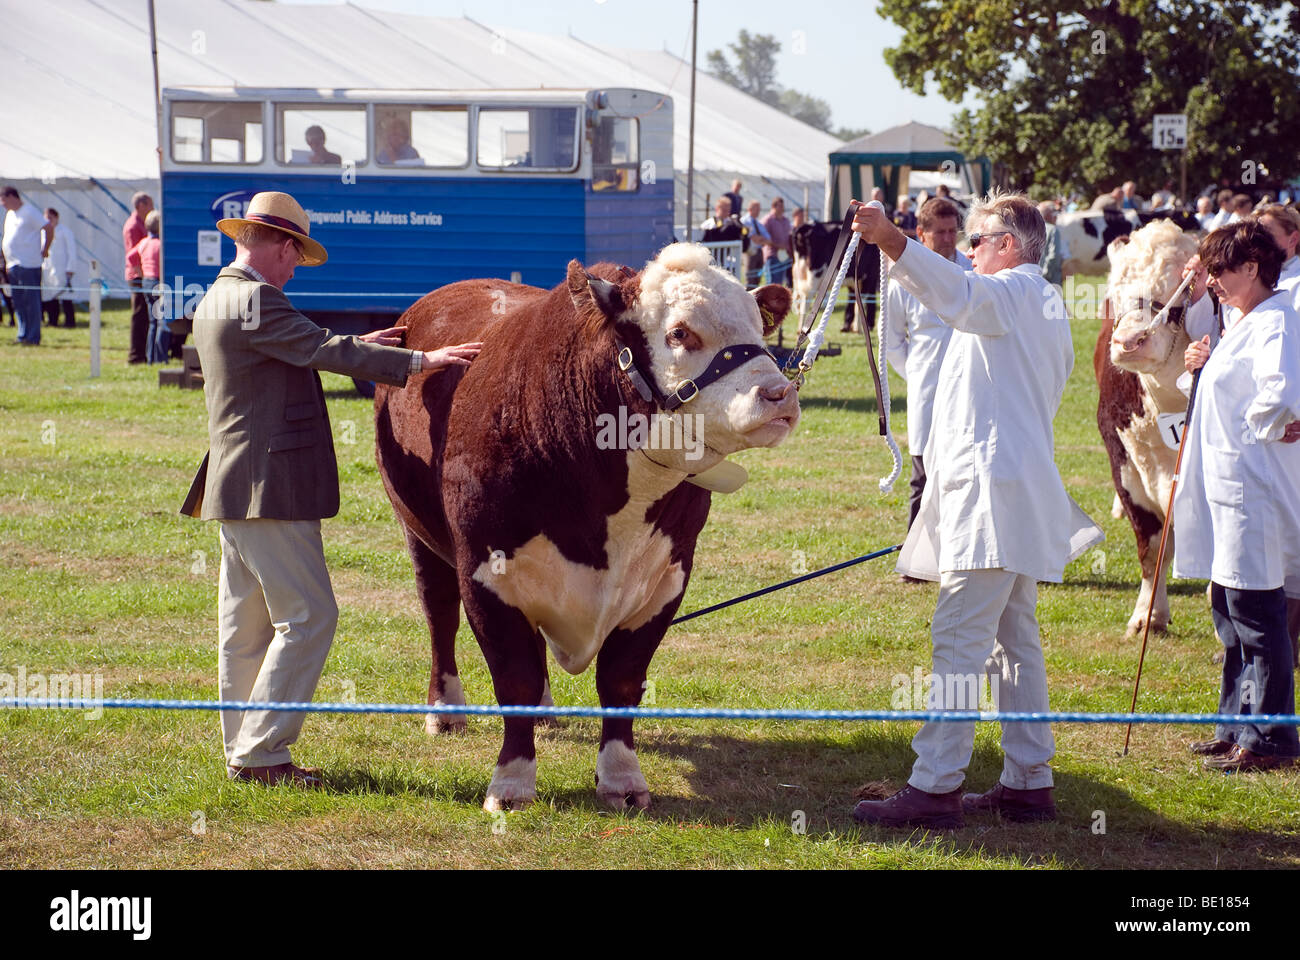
566, 259, 624, 321
753, 284, 792, 337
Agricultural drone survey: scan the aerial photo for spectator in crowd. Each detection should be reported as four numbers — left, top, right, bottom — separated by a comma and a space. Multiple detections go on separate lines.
700, 196, 735, 233
123, 191, 153, 363
722, 180, 743, 221
1205, 189, 1235, 231
884, 196, 972, 542
892, 196, 917, 237
377, 117, 420, 164
762, 197, 793, 288
1196, 196, 1216, 229
740, 199, 771, 289
1037, 200, 1070, 287
790, 206, 806, 230
304, 125, 341, 165
1175, 220, 1300, 773
127, 211, 164, 363
2, 185, 53, 346
850, 191, 1079, 828
934, 184, 952, 200
871, 187, 891, 217
1120, 181, 1145, 210
41, 208, 76, 328
1227, 193, 1254, 224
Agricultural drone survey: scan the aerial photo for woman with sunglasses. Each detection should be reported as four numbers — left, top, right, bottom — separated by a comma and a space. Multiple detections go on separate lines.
1174, 219, 1300, 772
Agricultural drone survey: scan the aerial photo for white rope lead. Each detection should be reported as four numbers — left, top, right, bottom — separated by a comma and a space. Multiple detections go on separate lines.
797, 231, 860, 371
876, 244, 903, 494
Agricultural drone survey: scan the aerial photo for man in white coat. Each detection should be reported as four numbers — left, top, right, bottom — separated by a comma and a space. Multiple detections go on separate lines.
884, 196, 972, 537
851, 190, 1095, 828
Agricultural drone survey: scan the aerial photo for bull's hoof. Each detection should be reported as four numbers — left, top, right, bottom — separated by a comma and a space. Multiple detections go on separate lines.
1125, 619, 1169, 638
483, 757, 537, 813
597, 784, 651, 811
594, 741, 650, 812
425, 713, 468, 735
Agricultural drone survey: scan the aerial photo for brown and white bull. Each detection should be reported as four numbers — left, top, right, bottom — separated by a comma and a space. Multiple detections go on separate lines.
1094, 219, 1198, 635
375, 244, 798, 811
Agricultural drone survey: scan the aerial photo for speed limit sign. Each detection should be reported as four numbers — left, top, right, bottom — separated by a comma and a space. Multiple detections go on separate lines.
1153, 114, 1187, 150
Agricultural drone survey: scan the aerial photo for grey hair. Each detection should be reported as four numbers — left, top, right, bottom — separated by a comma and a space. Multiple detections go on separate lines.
232, 222, 287, 248
130, 191, 152, 209
965, 187, 1046, 263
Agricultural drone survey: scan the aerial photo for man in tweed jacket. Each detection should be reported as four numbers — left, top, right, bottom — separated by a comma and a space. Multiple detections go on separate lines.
181, 192, 480, 787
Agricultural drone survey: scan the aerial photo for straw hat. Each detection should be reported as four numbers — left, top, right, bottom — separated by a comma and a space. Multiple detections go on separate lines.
216, 191, 327, 266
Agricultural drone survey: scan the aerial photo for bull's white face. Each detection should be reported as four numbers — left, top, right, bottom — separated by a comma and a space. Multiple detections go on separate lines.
623, 243, 799, 466
1107, 221, 1197, 375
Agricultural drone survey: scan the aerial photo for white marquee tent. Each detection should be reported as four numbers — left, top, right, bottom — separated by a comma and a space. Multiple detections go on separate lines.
1, 0, 840, 296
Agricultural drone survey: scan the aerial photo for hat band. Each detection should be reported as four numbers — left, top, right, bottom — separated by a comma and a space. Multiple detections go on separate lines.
246, 212, 308, 236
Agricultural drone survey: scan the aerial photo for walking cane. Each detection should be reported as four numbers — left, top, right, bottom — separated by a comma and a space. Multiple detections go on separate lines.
1122, 277, 1211, 755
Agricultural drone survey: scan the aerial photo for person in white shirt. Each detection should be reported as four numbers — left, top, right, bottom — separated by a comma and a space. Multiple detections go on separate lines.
740, 199, 772, 289
41, 207, 76, 328
884, 196, 972, 539
850, 190, 1097, 828
1255, 203, 1300, 312
1205, 189, 1235, 232
1195, 196, 1216, 230
1175, 220, 1300, 772
1, 185, 53, 345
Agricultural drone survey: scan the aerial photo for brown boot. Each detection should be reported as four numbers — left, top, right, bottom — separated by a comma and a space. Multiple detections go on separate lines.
961, 782, 1056, 822
852, 784, 963, 829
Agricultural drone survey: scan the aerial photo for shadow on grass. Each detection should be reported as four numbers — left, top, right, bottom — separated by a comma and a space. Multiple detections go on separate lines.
795, 394, 907, 415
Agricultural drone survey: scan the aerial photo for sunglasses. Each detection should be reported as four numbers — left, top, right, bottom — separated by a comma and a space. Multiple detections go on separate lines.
968, 231, 1010, 249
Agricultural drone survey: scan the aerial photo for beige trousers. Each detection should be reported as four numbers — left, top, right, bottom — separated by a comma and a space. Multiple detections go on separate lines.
908, 568, 1055, 794
218, 518, 338, 768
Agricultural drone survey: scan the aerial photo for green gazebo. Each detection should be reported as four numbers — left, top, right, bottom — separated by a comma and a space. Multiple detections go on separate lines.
826, 122, 991, 216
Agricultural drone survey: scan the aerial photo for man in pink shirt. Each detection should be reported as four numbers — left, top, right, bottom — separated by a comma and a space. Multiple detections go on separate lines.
123, 192, 153, 364
761, 197, 793, 288
127, 211, 165, 362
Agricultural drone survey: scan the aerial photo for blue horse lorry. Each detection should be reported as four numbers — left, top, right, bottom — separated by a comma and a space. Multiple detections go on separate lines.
160, 86, 674, 389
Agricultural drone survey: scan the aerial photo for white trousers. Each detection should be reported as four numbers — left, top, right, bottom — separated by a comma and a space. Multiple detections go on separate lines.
218, 518, 339, 768
908, 568, 1055, 793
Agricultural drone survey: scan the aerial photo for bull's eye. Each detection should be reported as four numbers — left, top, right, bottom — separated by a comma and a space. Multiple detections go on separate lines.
666, 327, 702, 351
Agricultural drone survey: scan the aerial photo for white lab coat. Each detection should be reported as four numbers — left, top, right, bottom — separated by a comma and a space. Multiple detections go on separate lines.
885, 250, 972, 453
1277, 256, 1300, 313
1172, 292, 1300, 595
41, 226, 75, 301
888, 240, 1102, 582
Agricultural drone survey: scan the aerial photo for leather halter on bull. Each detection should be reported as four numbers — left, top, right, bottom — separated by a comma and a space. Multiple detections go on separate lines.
782, 199, 904, 494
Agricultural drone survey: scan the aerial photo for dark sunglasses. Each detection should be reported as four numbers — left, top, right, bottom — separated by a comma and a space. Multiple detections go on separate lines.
968, 231, 1010, 249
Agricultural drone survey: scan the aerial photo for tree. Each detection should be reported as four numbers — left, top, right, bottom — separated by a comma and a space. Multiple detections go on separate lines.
707, 30, 844, 134
879, 1, 1300, 199
706, 30, 781, 106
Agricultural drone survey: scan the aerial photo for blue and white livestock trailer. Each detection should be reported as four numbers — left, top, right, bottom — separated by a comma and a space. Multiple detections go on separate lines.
160, 85, 674, 387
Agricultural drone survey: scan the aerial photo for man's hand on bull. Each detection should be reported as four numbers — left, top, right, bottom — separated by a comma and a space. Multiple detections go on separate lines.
359, 325, 407, 346
1181, 254, 1209, 304
420, 341, 484, 372
1184, 334, 1211, 374
850, 200, 908, 262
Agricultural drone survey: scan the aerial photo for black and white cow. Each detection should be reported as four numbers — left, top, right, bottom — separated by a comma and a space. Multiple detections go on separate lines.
1061, 208, 1201, 277
792, 222, 880, 334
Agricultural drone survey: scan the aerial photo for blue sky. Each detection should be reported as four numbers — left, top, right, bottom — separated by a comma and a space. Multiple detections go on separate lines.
281, 0, 968, 134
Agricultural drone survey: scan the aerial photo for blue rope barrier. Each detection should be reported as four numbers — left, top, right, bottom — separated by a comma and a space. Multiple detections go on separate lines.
2, 697, 1297, 725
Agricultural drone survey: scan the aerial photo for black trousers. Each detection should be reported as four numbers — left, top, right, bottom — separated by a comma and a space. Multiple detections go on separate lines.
1211, 582, 1300, 757
43, 297, 75, 327
907, 455, 926, 530
128, 280, 150, 363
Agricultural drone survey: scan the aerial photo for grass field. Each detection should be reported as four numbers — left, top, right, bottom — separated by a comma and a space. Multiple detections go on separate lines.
1, 286, 1297, 870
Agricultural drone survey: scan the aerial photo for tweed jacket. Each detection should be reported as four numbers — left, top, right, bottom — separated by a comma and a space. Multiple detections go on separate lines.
181, 266, 412, 521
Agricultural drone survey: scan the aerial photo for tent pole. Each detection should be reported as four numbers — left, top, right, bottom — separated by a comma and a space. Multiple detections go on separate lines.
685, 0, 698, 241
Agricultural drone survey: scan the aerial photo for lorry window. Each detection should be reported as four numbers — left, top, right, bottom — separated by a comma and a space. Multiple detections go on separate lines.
171, 101, 263, 164
375, 106, 468, 167
591, 116, 639, 192
277, 105, 366, 166
477, 107, 578, 171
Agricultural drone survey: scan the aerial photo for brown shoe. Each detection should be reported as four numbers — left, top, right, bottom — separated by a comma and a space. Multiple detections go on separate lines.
961, 782, 1056, 822
852, 784, 963, 829
1203, 745, 1295, 772
1189, 738, 1235, 756
227, 762, 324, 788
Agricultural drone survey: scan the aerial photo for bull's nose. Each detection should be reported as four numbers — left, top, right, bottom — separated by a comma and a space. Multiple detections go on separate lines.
759, 380, 794, 403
